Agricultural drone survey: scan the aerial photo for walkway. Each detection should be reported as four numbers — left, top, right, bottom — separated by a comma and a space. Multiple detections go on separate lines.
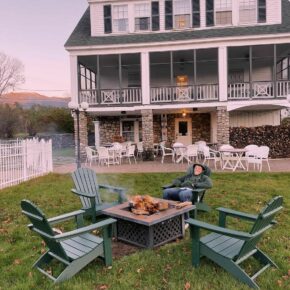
53, 157, 290, 174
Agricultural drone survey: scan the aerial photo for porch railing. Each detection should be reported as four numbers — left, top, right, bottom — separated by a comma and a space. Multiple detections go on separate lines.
228, 81, 290, 100
79, 88, 142, 105
150, 84, 219, 103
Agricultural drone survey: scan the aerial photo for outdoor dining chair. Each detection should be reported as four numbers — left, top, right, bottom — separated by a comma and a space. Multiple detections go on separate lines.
160, 141, 175, 163
85, 146, 98, 167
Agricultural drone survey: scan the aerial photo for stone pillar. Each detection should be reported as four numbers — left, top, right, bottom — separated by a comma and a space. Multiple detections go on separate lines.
73, 111, 88, 162
141, 109, 154, 159
216, 106, 230, 145
93, 120, 100, 148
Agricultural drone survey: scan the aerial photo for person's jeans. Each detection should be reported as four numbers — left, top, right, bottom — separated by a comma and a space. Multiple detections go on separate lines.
162, 187, 193, 219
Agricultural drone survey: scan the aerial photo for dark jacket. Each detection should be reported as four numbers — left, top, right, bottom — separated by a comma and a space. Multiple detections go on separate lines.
172, 164, 212, 190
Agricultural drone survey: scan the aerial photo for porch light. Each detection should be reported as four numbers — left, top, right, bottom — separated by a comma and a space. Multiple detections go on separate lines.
68, 101, 89, 169
182, 111, 187, 117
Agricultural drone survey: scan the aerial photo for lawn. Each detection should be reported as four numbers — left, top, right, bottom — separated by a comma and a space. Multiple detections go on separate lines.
0, 172, 289, 290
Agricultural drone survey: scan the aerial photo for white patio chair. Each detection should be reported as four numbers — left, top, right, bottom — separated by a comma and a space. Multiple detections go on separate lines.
136, 142, 144, 158
244, 144, 259, 158
85, 146, 98, 167
219, 144, 236, 170
184, 144, 198, 164
173, 142, 185, 163
259, 146, 271, 171
123, 144, 137, 164
97, 147, 114, 167
160, 142, 175, 164
202, 146, 221, 170
195, 141, 207, 161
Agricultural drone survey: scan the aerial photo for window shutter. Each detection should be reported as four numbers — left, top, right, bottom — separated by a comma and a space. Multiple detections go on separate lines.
165, 0, 173, 30
192, 0, 200, 27
152, 2, 160, 31
104, 5, 112, 33
258, 0, 266, 23
206, 0, 214, 26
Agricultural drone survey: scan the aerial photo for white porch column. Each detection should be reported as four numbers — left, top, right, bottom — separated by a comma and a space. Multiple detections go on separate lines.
70, 55, 79, 104
141, 52, 150, 105
93, 120, 100, 148
218, 46, 228, 102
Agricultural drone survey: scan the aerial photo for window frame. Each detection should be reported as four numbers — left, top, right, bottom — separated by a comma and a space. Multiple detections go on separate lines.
173, 0, 191, 29
239, 0, 258, 25
134, 2, 151, 32
112, 4, 129, 33
215, 0, 232, 26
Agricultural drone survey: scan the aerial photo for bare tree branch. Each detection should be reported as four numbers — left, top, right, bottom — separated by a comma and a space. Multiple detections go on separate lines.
0, 52, 25, 96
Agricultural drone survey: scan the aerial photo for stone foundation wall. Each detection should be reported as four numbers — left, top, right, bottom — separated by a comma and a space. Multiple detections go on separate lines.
153, 115, 162, 143
230, 125, 290, 158
73, 112, 88, 162
99, 117, 120, 144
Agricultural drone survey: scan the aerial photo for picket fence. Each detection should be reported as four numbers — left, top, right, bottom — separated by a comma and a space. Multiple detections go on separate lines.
0, 138, 53, 190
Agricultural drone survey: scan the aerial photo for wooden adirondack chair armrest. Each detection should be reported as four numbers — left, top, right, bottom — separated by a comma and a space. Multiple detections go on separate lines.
47, 209, 85, 225
71, 188, 95, 198
54, 218, 117, 242
99, 184, 127, 202
217, 207, 258, 224
27, 209, 85, 229
187, 218, 252, 240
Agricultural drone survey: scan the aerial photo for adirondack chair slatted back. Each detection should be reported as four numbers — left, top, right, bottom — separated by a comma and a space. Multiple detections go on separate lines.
21, 200, 69, 261
236, 196, 283, 260
72, 168, 101, 209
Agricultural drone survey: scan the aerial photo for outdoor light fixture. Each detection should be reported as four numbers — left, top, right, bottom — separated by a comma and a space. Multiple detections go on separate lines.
68, 101, 89, 169
182, 111, 187, 117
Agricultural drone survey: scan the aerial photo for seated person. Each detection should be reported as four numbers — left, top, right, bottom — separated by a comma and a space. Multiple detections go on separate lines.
162, 164, 212, 218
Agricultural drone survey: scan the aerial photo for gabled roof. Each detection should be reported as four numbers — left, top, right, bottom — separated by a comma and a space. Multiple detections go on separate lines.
65, 0, 290, 48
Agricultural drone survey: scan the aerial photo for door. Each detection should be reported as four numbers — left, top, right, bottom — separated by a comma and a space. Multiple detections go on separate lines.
121, 120, 140, 143
175, 118, 192, 145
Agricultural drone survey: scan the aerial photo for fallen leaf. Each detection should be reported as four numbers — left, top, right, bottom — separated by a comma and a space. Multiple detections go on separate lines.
184, 281, 191, 290
107, 266, 112, 270
277, 280, 283, 287
13, 259, 22, 265
137, 268, 143, 273
95, 285, 109, 290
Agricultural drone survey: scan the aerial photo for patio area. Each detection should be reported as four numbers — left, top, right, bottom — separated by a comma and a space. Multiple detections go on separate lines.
53, 157, 290, 174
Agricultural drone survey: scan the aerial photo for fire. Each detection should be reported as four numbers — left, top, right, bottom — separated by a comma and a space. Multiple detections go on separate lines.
129, 195, 169, 215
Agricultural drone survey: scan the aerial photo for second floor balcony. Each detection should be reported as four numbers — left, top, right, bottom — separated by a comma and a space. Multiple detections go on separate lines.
76, 43, 290, 107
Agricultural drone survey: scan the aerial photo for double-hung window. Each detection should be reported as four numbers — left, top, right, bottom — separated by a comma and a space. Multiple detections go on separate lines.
174, 0, 191, 29
215, 0, 232, 25
239, 0, 257, 24
112, 5, 128, 32
135, 3, 150, 31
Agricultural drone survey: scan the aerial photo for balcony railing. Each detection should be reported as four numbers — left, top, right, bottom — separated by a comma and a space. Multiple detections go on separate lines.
150, 84, 219, 103
79, 88, 142, 105
228, 81, 290, 100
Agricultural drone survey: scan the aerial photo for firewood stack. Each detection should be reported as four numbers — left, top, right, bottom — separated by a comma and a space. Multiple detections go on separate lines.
129, 195, 169, 215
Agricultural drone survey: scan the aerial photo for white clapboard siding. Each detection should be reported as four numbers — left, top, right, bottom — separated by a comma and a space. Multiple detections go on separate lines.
0, 138, 53, 190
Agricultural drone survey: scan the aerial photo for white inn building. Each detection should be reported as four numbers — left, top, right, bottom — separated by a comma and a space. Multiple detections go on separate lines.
65, 0, 290, 158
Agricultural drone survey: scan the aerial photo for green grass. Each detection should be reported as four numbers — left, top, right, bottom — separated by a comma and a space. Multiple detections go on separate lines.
0, 172, 289, 290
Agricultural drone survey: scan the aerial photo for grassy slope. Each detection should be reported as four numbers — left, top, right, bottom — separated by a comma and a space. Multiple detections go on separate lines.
0, 172, 289, 290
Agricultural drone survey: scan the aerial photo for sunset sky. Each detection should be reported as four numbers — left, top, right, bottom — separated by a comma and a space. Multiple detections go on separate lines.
0, 0, 88, 97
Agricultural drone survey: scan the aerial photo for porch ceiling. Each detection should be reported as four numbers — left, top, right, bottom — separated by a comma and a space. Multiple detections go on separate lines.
231, 104, 287, 112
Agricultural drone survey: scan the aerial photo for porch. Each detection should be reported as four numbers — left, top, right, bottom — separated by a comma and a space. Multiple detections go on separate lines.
75, 43, 290, 106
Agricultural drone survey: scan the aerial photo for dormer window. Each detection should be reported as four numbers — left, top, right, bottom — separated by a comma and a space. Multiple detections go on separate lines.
113, 5, 128, 32
239, 0, 257, 24
174, 0, 191, 29
215, 0, 232, 25
135, 3, 150, 31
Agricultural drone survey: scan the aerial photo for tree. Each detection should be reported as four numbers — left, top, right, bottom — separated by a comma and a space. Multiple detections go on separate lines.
0, 52, 25, 96
0, 104, 22, 138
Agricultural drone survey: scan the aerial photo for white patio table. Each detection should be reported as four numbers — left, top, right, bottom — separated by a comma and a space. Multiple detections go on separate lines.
219, 148, 248, 171
173, 144, 188, 164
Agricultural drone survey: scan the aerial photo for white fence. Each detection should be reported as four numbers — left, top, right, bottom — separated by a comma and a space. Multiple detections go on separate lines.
0, 138, 53, 190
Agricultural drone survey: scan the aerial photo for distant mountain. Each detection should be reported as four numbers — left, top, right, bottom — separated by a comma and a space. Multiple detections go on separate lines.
0, 92, 70, 108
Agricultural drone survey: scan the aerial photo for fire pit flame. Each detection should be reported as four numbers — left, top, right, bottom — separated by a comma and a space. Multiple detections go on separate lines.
129, 195, 169, 215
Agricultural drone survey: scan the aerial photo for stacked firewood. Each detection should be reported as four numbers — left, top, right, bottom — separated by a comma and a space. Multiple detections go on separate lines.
129, 195, 168, 215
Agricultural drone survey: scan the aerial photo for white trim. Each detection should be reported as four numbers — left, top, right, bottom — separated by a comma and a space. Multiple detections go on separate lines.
218, 46, 228, 102
70, 55, 79, 104
65, 33, 290, 54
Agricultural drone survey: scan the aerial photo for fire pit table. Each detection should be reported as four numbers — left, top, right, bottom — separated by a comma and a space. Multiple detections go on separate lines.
101, 198, 195, 249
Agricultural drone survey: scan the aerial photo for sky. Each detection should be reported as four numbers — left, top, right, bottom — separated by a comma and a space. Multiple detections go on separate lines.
0, 0, 88, 97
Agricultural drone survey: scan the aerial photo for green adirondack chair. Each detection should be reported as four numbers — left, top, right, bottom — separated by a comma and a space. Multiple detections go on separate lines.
187, 196, 283, 289
71, 168, 127, 222
21, 199, 116, 283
